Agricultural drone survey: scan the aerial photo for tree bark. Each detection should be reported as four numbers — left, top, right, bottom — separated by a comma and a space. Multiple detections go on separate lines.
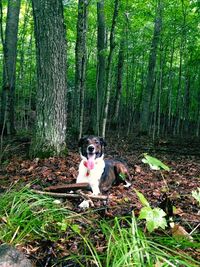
1, 0, 21, 135
101, 0, 119, 138
140, 0, 163, 134
31, 0, 67, 157
114, 38, 125, 121
96, 0, 106, 135
75, 0, 88, 139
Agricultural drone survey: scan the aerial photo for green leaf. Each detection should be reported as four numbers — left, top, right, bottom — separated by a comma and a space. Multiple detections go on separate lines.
138, 207, 167, 232
134, 189, 150, 207
142, 153, 170, 171
71, 224, 81, 234
119, 172, 126, 181
57, 219, 69, 231
138, 206, 153, 220
192, 188, 200, 205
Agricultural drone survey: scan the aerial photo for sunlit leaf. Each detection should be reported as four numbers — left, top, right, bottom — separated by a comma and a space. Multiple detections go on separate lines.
192, 188, 200, 205
139, 207, 167, 232
142, 153, 170, 171
134, 189, 150, 207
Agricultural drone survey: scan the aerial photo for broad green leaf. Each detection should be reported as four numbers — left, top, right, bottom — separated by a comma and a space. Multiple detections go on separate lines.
142, 154, 170, 171
134, 189, 150, 207
139, 207, 167, 233
138, 206, 153, 220
141, 159, 148, 164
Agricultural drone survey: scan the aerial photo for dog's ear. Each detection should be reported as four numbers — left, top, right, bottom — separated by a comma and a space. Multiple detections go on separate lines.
99, 137, 107, 147
78, 137, 86, 147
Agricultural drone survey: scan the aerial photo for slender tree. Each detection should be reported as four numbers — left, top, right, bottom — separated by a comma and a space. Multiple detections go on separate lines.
1, 0, 21, 135
140, 0, 163, 134
96, 0, 106, 135
114, 38, 125, 121
101, 0, 119, 138
30, 0, 67, 157
75, 0, 88, 139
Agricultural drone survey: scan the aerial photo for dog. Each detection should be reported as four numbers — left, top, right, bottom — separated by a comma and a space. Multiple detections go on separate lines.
76, 136, 131, 207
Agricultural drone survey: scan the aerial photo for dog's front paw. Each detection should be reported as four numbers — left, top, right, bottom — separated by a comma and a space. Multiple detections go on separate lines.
91, 186, 100, 195
79, 200, 90, 209
124, 181, 131, 188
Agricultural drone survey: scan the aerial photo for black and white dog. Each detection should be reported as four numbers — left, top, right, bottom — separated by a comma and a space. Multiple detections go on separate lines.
76, 136, 131, 207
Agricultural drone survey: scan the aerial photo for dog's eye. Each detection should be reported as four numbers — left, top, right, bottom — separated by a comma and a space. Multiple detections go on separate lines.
95, 140, 99, 144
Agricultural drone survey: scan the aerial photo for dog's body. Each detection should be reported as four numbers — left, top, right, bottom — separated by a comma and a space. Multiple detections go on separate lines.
76, 155, 105, 195
76, 136, 131, 197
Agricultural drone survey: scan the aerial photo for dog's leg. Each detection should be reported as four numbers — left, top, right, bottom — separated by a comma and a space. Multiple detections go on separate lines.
113, 161, 132, 188
90, 184, 100, 195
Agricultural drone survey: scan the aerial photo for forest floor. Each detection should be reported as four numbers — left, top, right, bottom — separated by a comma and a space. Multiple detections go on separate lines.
0, 134, 200, 266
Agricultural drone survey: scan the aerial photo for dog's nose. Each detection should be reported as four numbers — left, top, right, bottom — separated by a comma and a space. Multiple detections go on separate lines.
88, 145, 95, 153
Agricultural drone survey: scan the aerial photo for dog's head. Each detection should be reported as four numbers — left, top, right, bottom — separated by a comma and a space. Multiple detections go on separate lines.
78, 135, 107, 160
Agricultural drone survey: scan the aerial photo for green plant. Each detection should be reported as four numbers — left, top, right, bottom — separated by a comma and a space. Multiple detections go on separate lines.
192, 188, 200, 206
142, 153, 170, 171
142, 153, 170, 191
0, 187, 76, 244
134, 189, 167, 233
68, 213, 199, 267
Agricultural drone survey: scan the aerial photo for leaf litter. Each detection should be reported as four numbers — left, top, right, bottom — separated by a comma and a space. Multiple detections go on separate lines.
0, 135, 200, 265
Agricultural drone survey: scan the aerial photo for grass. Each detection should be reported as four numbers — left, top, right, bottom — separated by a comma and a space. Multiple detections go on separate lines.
0, 187, 199, 266
67, 214, 199, 267
0, 186, 77, 244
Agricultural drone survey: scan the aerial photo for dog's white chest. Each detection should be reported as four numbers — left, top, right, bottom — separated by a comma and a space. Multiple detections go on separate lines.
76, 157, 105, 195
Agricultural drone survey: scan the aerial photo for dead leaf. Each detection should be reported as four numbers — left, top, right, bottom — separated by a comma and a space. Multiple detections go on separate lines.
170, 223, 193, 241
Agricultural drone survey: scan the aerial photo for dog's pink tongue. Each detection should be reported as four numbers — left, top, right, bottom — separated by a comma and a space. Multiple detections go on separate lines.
87, 156, 95, 170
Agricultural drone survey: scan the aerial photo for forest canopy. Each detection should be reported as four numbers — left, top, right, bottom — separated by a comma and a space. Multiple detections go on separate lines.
0, 0, 200, 155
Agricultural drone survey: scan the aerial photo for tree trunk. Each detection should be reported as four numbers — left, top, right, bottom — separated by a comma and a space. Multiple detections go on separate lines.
183, 69, 190, 134
140, 0, 163, 134
96, 0, 106, 135
30, 0, 67, 157
75, 0, 88, 139
101, 0, 119, 138
114, 38, 125, 121
1, 0, 21, 135
173, 0, 186, 136
167, 37, 175, 131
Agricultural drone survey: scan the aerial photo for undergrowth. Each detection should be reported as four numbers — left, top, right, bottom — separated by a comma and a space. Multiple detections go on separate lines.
0, 186, 77, 244
0, 187, 199, 266
69, 214, 199, 267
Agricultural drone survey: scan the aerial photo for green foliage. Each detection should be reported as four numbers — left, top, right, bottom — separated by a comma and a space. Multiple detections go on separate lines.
134, 188, 150, 207
69, 213, 199, 267
192, 188, 200, 206
139, 207, 167, 232
1, 0, 200, 137
142, 153, 170, 171
0, 187, 76, 244
135, 189, 167, 232
0, 187, 198, 266
119, 172, 126, 181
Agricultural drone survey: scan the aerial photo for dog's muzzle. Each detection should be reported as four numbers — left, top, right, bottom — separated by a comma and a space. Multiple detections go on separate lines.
87, 145, 95, 154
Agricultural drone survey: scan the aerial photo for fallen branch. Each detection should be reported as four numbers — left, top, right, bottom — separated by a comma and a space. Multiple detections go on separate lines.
31, 189, 109, 201
44, 183, 90, 192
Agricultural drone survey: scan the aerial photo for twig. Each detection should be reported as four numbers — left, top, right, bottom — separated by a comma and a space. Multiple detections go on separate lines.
31, 189, 109, 201
189, 223, 200, 235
